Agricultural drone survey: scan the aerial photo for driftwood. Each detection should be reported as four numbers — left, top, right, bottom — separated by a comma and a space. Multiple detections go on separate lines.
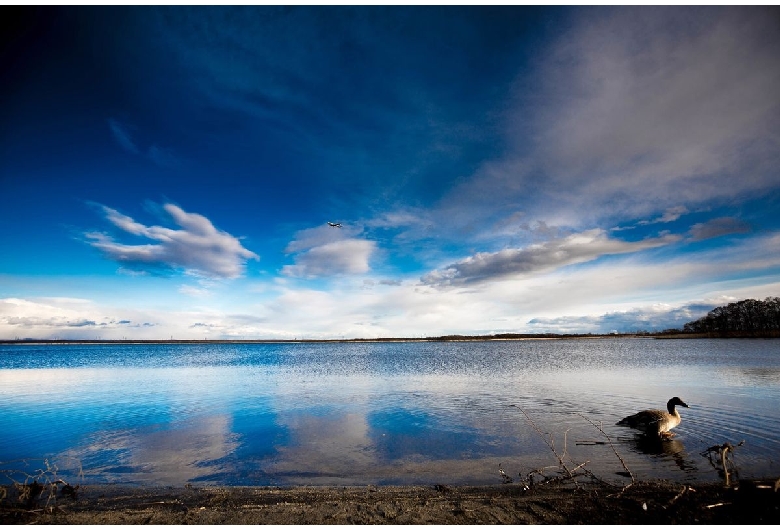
701, 441, 745, 487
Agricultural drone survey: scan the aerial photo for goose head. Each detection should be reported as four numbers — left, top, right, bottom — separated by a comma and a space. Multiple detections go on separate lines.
667, 397, 689, 413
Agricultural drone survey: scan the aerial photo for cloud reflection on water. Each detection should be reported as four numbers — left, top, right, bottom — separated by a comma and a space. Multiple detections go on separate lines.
2, 340, 779, 486
72, 414, 239, 485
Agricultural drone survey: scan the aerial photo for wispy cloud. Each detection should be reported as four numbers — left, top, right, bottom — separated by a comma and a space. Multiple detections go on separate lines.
689, 217, 751, 241
438, 7, 780, 232
179, 284, 213, 298
610, 207, 691, 232
529, 7, 780, 218
421, 229, 679, 287
108, 118, 140, 154
147, 145, 180, 168
639, 206, 689, 226
107, 118, 181, 168
87, 202, 259, 279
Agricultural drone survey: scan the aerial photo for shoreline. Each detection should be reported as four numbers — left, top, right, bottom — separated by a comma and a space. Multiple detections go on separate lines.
0, 333, 729, 346
2, 479, 778, 524
0, 336, 635, 345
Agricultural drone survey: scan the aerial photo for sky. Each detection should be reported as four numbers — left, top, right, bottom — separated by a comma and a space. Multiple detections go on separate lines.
1, 5, 779, 340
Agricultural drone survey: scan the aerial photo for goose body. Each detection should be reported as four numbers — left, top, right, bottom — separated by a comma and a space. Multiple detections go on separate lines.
617, 397, 689, 437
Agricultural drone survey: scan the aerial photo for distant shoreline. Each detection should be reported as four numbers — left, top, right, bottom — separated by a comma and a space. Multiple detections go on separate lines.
0, 333, 724, 345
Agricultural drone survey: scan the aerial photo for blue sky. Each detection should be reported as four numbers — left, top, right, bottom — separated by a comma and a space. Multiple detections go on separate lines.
1, 5, 779, 340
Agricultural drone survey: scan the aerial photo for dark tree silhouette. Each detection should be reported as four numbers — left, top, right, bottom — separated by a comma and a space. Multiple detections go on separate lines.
683, 297, 780, 337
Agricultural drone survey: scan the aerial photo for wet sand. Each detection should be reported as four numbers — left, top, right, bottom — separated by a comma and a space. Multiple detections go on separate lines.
2, 479, 778, 524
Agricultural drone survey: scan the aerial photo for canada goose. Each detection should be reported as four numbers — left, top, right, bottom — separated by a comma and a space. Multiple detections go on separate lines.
617, 397, 689, 437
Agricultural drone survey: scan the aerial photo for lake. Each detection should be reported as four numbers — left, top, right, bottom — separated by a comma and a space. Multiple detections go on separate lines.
1, 338, 778, 487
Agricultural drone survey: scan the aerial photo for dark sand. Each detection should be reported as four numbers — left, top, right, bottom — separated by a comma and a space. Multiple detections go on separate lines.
2, 479, 778, 524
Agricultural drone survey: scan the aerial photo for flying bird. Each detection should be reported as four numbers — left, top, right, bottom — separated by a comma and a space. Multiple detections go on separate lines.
328, 222, 342, 228
617, 397, 689, 438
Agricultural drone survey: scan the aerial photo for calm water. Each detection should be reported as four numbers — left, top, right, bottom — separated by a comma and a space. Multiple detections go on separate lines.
1, 339, 779, 487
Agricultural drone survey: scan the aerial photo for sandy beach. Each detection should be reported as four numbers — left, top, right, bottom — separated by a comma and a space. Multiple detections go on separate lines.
2, 478, 778, 524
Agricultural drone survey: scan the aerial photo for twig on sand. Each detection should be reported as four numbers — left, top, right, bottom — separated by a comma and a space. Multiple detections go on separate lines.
666, 485, 693, 508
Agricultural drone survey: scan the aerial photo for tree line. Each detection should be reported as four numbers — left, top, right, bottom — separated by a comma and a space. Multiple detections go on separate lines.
682, 297, 780, 337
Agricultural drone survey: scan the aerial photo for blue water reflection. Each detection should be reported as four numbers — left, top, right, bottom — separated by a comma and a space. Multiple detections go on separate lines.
369, 407, 482, 461
1, 339, 779, 486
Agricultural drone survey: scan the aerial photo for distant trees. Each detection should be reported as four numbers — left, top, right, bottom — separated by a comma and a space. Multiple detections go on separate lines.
683, 297, 780, 337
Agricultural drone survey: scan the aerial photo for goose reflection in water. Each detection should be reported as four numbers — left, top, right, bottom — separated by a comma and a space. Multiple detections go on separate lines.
629, 433, 697, 472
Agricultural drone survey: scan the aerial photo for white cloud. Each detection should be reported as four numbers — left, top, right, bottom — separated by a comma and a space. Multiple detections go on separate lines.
421, 229, 679, 287
283, 224, 349, 254
282, 225, 376, 278
0, 298, 158, 339
283, 239, 375, 277
87, 203, 259, 279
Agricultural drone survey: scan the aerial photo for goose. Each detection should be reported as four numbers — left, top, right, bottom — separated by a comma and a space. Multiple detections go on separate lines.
617, 397, 689, 438
327, 222, 342, 228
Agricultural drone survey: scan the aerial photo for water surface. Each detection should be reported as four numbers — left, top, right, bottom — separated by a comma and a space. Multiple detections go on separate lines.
1, 339, 778, 486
